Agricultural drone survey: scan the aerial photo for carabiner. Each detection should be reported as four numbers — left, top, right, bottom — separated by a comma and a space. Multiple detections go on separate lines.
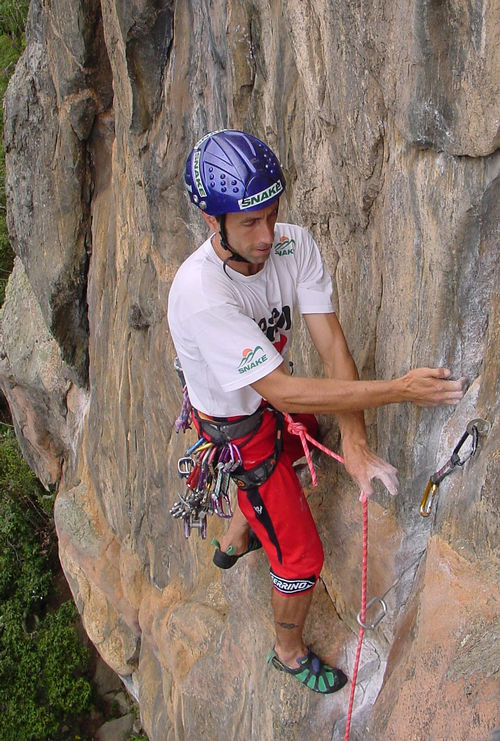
224, 442, 242, 472
212, 492, 233, 519
174, 356, 186, 387
357, 596, 388, 630
177, 456, 194, 478
185, 437, 207, 456
194, 441, 215, 457
450, 425, 478, 467
420, 480, 439, 517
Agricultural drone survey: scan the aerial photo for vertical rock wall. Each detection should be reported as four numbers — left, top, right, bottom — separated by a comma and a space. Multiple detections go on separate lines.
1, 1, 498, 739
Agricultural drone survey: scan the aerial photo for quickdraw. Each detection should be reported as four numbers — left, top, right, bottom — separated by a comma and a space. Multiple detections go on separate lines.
356, 551, 425, 630
170, 437, 242, 538
420, 417, 490, 517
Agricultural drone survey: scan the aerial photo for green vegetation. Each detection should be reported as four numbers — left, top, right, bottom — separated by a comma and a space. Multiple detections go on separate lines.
0, 428, 93, 740
0, 0, 29, 303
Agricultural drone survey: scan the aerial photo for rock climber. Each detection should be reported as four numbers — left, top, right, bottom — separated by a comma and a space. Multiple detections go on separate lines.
167, 129, 467, 694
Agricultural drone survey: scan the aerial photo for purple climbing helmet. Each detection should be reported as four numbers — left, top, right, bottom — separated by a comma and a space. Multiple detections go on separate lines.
185, 129, 286, 216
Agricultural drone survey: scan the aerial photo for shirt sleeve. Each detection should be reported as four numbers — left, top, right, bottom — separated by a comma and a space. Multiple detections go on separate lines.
190, 303, 284, 392
295, 229, 335, 314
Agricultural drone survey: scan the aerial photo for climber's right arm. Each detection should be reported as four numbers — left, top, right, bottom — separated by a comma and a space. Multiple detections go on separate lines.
251, 363, 468, 415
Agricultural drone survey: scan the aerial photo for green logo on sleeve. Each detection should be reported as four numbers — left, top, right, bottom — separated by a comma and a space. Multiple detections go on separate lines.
274, 236, 295, 256
238, 346, 268, 374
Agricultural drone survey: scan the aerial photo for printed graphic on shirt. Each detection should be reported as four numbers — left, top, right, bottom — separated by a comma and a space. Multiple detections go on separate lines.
238, 346, 268, 374
274, 236, 295, 256
273, 333, 287, 354
257, 305, 291, 345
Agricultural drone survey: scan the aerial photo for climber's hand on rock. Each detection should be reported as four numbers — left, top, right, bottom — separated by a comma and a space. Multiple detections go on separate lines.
400, 367, 468, 407
342, 439, 399, 499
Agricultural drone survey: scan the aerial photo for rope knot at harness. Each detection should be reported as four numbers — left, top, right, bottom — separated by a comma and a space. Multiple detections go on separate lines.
285, 414, 307, 435
286, 419, 308, 435
284, 412, 344, 487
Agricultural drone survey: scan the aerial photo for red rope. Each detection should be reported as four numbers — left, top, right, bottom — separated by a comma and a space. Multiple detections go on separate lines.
344, 492, 367, 741
283, 414, 367, 741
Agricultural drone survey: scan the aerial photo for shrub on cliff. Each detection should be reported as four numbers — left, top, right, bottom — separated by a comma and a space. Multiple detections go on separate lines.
0, 429, 93, 740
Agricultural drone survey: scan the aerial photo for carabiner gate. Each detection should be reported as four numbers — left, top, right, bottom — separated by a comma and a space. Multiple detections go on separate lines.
420, 480, 439, 517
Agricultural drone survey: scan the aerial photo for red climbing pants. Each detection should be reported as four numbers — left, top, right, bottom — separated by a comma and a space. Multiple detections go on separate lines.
195, 408, 324, 595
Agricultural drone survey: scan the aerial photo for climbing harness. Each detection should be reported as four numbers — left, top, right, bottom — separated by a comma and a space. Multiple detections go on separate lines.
171, 359, 284, 538
170, 411, 283, 538
195, 405, 266, 444
420, 417, 490, 517
231, 412, 284, 489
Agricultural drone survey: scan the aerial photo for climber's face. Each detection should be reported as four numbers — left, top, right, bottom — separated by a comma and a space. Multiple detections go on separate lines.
203, 200, 279, 274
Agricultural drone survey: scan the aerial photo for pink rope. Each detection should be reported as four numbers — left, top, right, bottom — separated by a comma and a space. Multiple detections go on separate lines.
284, 413, 367, 741
344, 492, 368, 741
284, 414, 344, 483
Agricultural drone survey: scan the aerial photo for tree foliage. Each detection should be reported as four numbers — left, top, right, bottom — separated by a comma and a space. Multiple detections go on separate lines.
0, 429, 93, 740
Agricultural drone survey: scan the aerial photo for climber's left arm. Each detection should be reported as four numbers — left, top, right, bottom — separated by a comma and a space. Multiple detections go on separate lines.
303, 312, 399, 497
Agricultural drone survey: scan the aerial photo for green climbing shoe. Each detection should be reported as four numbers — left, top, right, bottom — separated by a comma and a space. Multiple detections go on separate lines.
266, 647, 348, 694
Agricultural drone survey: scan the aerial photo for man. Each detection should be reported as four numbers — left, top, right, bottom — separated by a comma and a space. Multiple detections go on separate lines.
167, 129, 467, 694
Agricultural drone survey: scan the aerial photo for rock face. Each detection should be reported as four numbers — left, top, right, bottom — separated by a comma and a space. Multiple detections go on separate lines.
1, 1, 499, 739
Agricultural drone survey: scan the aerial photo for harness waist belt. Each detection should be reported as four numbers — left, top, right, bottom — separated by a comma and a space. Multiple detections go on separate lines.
232, 412, 284, 489
196, 405, 265, 444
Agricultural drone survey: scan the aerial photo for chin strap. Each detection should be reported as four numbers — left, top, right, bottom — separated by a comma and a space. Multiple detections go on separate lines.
219, 215, 250, 275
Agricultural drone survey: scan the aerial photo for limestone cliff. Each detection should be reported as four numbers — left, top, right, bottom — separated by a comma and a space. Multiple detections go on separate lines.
1, 1, 499, 739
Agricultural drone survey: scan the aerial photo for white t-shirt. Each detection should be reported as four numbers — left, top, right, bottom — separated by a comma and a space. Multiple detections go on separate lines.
167, 223, 334, 416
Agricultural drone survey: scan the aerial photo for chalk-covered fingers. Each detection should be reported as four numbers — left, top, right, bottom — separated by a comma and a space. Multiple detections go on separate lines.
371, 462, 400, 499
401, 367, 469, 407
342, 441, 400, 499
